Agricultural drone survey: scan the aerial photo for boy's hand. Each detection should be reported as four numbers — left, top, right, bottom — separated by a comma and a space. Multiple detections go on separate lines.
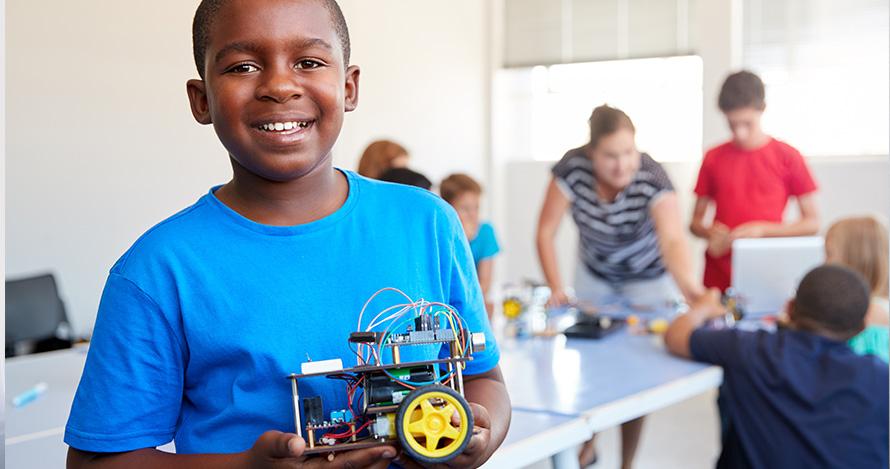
730, 221, 769, 240
706, 223, 732, 257
245, 430, 396, 469
393, 402, 492, 469
690, 288, 726, 320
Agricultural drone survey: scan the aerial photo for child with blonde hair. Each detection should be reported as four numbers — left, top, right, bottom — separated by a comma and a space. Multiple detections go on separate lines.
825, 215, 889, 362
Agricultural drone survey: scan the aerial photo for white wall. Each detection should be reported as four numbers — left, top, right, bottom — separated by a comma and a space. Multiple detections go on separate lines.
335, 0, 489, 183
6, 0, 491, 336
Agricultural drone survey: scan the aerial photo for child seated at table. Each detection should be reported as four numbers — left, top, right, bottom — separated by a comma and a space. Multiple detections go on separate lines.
665, 266, 888, 468
825, 215, 889, 362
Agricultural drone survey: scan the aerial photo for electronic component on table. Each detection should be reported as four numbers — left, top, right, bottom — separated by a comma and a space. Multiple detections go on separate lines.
287, 289, 482, 464
563, 314, 625, 339
723, 288, 746, 322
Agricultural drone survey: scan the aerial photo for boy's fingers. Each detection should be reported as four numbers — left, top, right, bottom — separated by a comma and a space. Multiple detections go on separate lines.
468, 403, 491, 430
311, 445, 396, 469
463, 427, 490, 457
255, 431, 305, 459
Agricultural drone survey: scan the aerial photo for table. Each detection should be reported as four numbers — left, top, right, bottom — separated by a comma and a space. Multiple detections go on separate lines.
6, 346, 88, 469
482, 409, 589, 469
486, 331, 723, 468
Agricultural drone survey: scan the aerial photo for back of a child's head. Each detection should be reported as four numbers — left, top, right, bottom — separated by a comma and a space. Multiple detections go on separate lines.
718, 71, 765, 112
826, 216, 889, 297
793, 265, 870, 339
588, 104, 635, 149
440, 173, 482, 204
378, 167, 432, 190
358, 140, 409, 179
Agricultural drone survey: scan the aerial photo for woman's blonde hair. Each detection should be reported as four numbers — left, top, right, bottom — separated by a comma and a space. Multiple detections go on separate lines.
825, 215, 889, 297
357, 140, 408, 179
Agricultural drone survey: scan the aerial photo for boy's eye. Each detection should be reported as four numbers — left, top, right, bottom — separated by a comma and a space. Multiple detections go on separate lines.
227, 63, 259, 74
295, 59, 324, 70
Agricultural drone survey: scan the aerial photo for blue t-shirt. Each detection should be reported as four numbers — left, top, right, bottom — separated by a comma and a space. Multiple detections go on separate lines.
64, 170, 500, 454
469, 222, 500, 266
690, 327, 888, 469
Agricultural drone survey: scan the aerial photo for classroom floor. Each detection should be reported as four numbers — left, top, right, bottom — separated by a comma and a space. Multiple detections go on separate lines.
523, 390, 721, 469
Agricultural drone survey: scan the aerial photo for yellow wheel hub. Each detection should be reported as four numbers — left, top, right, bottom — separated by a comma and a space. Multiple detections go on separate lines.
401, 390, 469, 458
503, 299, 522, 319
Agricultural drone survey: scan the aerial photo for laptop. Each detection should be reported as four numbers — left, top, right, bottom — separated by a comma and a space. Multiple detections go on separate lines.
731, 236, 825, 317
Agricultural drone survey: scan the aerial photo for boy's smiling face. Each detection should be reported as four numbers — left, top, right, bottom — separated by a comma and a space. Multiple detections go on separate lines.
187, 0, 359, 182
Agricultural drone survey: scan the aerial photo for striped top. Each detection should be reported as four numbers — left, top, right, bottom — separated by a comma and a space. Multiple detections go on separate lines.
552, 147, 674, 283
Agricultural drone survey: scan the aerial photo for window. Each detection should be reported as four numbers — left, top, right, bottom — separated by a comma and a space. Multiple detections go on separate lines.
493, 55, 703, 163
504, 0, 699, 67
743, 0, 889, 157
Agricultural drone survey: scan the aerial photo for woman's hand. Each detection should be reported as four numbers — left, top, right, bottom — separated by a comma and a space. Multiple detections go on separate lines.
244, 431, 396, 469
393, 403, 492, 469
547, 288, 570, 307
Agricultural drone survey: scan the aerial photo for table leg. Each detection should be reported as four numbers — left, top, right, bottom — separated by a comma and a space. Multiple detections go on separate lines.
550, 447, 580, 469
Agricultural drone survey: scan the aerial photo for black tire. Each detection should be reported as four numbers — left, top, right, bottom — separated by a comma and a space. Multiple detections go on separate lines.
396, 384, 473, 464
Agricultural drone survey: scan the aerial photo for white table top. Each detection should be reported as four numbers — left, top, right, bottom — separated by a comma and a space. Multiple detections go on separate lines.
483, 409, 589, 469
6, 347, 89, 469
6, 347, 87, 440
498, 332, 723, 432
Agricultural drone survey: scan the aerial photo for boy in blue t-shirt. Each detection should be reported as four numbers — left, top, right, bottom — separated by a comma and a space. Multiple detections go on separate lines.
666, 266, 888, 468
64, 1, 509, 467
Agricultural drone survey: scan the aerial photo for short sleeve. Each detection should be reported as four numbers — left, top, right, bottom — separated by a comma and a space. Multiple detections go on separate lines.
783, 146, 818, 196
551, 148, 590, 200
441, 209, 500, 376
693, 152, 714, 198
638, 154, 675, 208
65, 272, 186, 453
473, 223, 501, 262
551, 149, 578, 181
689, 327, 745, 367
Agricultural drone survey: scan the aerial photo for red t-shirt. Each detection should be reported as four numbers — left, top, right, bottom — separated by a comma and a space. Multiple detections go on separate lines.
694, 138, 818, 290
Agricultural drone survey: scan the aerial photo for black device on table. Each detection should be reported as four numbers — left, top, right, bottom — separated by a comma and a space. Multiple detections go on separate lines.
563, 314, 625, 339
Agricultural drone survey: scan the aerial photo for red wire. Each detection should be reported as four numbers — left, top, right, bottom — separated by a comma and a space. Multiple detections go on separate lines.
323, 419, 372, 439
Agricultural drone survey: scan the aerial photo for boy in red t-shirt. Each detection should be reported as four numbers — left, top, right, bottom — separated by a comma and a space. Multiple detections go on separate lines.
690, 71, 819, 291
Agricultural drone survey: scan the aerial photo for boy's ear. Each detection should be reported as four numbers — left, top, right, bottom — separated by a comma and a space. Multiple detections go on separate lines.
787, 299, 797, 321
186, 79, 213, 125
344, 65, 360, 113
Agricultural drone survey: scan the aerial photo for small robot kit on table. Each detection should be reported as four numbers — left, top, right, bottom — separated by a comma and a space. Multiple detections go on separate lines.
287, 288, 487, 464
501, 280, 561, 337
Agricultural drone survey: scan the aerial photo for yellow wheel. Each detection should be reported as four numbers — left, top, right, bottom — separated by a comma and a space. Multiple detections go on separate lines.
503, 298, 523, 319
396, 385, 473, 464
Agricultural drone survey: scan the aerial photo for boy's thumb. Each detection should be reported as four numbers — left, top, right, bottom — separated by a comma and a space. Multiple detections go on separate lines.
256, 430, 305, 459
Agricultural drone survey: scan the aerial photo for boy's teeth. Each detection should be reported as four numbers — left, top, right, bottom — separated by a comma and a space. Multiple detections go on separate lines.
260, 121, 311, 131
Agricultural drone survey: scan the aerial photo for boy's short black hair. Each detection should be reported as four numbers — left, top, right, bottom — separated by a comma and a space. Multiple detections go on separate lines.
192, 0, 351, 79
378, 168, 433, 191
718, 70, 766, 112
794, 265, 870, 337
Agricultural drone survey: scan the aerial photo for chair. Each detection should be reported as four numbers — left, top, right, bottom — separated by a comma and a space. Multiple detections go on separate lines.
6, 273, 73, 357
